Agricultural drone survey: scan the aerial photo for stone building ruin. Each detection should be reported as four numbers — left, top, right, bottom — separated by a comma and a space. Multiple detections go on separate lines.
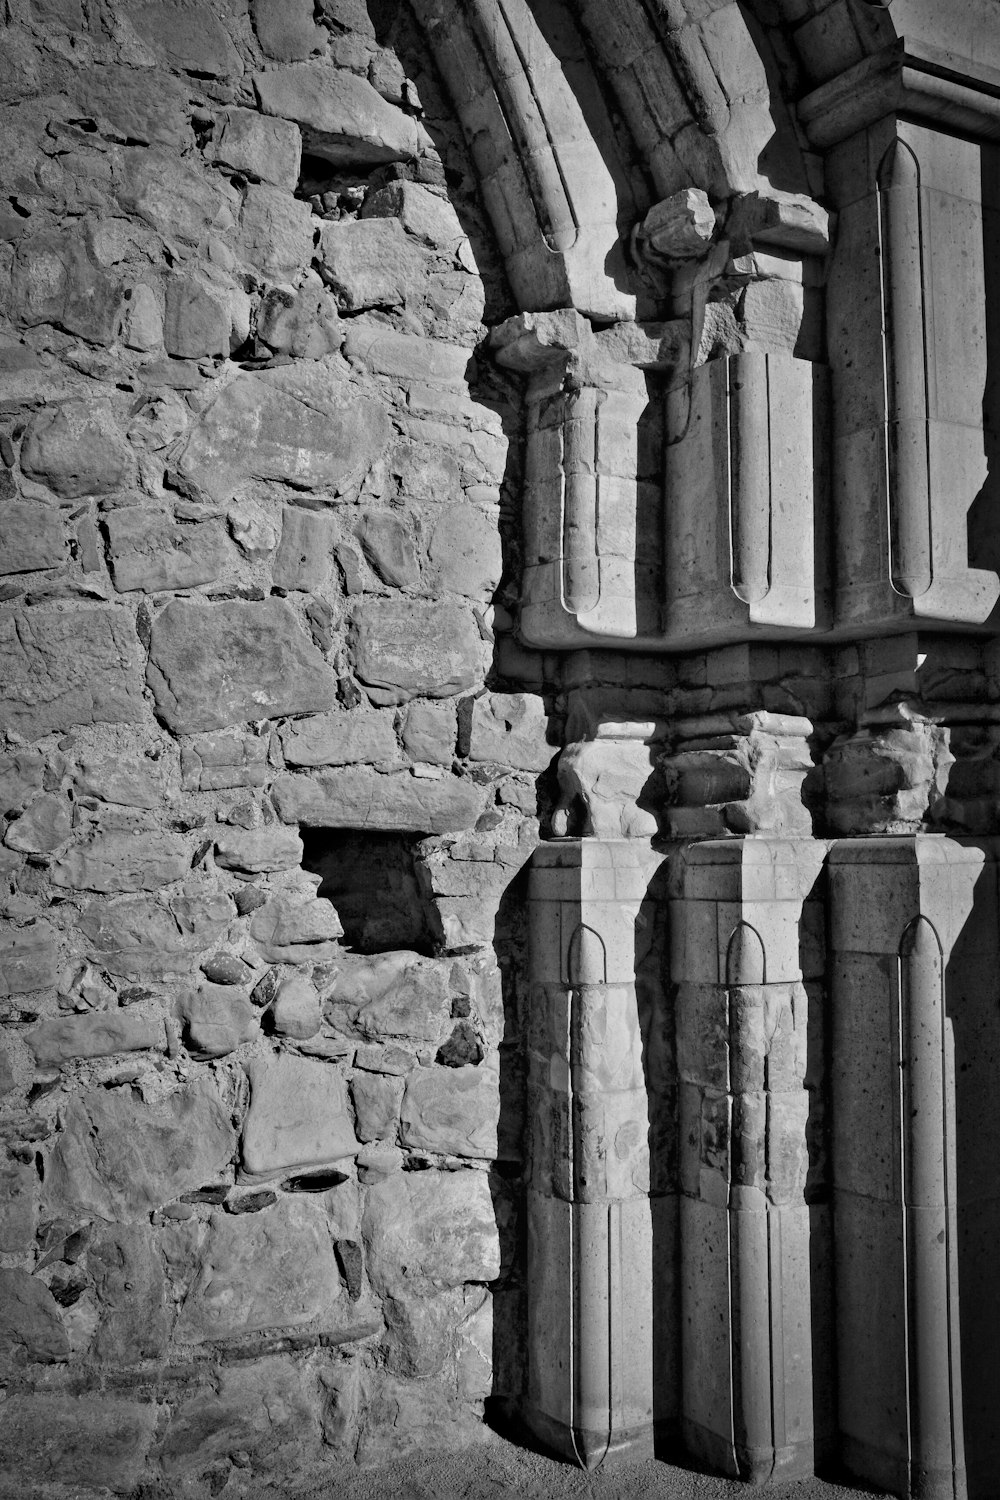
1, 1, 999, 1496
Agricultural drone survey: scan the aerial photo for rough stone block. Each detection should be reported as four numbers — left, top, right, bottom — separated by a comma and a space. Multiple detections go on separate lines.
27, 1011, 165, 1068
400, 1064, 499, 1158
272, 506, 334, 591
248, 883, 343, 961
280, 710, 400, 767
427, 504, 503, 598
352, 1071, 405, 1142
79, 891, 232, 977
163, 276, 231, 359
319, 218, 425, 311
0, 500, 66, 574
147, 597, 337, 734
272, 768, 484, 833
254, 63, 420, 165
0, 919, 63, 995
20, 404, 128, 497
214, 826, 304, 873
356, 510, 420, 588
212, 106, 302, 187
179, 984, 258, 1058
238, 182, 315, 279
4, 792, 72, 852
402, 700, 456, 765
352, 597, 482, 705
252, 0, 324, 59
362, 1168, 500, 1295
0, 606, 145, 737
270, 974, 322, 1039
241, 1052, 358, 1180
0, 1394, 156, 1492
468, 692, 552, 772
0, 1268, 69, 1366
50, 831, 190, 893
87, 1223, 170, 1363
180, 732, 269, 791
361, 179, 465, 248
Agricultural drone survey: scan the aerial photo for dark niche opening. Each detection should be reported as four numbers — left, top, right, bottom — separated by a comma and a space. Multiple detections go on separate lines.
300, 829, 437, 955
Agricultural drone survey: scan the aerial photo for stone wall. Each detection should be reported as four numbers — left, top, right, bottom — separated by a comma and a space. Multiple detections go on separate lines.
0, 2, 554, 1490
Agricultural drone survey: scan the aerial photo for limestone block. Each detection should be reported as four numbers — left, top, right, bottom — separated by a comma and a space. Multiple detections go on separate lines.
0, 1268, 69, 1366
147, 598, 337, 734
241, 1052, 357, 1180
356, 510, 420, 588
281, 711, 400, 767
75, 62, 193, 148
272, 506, 333, 591
402, 700, 456, 765
118, 144, 240, 248
78, 891, 232, 978
468, 692, 552, 772
249, 885, 342, 962
75, 756, 162, 810
0, 1394, 156, 1493
272, 768, 484, 833
254, 63, 421, 166
426, 504, 502, 598
318, 218, 425, 311
176, 362, 389, 503
0, 500, 66, 573
0, 919, 63, 995
86, 1223, 169, 1364
27, 1011, 164, 1068
179, 984, 258, 1058
362, 1168, 500, 1294
361, 180, 465, 249
270, 974, 322, 1039
180, 732, 269, 791
252, 0, 325, 59
330, 951, 453, 1047
45, 1078, 237, 1220
0, 606, 145, 737
399, 1064, 499, 1158
345, 327, 473, 384
4, 793, 72, 852
237, 183, 315, 280
352, 597, 482, 705
212, 107, 302, 188
11, 229, 124, 346
50, 831, 190, 893
638, 187, 716, 259
20, 404, 128, 498
214, 826, 303, 873
352, 1071, 405, 1142
131, 0, 241, 75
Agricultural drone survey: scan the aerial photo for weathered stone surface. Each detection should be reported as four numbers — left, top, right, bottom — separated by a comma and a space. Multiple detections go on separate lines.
403, 700, 457, 765
11, 229, 124, 346
87, 1224, 169, 1363
0, 607, 145, 737
468, 692, 553, 772
352, 1072, 405, 1142
0, 1269, 68, 1365
75, 755, 161, 809
180, 732, 269, 791
119, 145, 240, 248
27, 1011, 164, 1068
176, 363, 389, 503
280, 711, 399, 767
400, 1065, 499, 1159
160, 1359, 319, 1478
344, 326, 473, 383
78, 888, 232, 978
147, 598, 337, 734
212, 106, 302, 188
0, 1394, 156, 1492
0, 1162, 36, 1251
76, 62, 192, 148
20, 405, 128, 498
238, 183, 315, 280
363, 1169, 500, 1294
46, 1078, 237, 1221
254, 63, 420, 165
0, 920, 62, 996
252, 0, 324, 60
241, 1052, 357, 1180
162, 276, 230, 359
215, 826, 303, 873
249, 882, 343, 961
357, 510, 420, 588
427, 505, 503, 598
270, 974, 322, 1039
318, 219, 424, 311
328, 952, 453, 1047
272, 768, 484, 833
272, 506, 333, 591
174, 1198, 341, 1343
51, 832, 190, 892
179, 984, 258, 1058
352, 599, 482, 705
4, 793, 72, 853
0, 501, 66, 574
131, 0, 241, 75
361, 180, 465, 249
0, 750, 43, 816
257, 276, 342, 359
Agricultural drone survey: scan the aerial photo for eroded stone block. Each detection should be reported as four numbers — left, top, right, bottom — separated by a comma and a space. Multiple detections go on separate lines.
241, 1052, 357, 1180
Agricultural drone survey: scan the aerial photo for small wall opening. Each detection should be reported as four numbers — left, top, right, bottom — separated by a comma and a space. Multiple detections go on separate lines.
301, 829, 438, 954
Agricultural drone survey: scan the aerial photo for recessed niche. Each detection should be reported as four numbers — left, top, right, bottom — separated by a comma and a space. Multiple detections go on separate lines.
300, 829, 438, 955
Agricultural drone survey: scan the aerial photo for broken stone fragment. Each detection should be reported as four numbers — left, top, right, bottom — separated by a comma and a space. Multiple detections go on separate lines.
269, 974, 322, 1039
257, 277, 342, 360
0, 921, 63, 996
254, 63, 421, 166
638, 187, 716, 261
399, 1064, 499, 1159
361, 179, 465, 249
3, 794, 72, 853
27, 1012, 165, 1069
351, 598, 483, 705
20, 405, 129, 499
0, 606, 146, 738
146, 597, 338, 735
214, 826, 303, 874
241, 1052, 357, 1180
50, 832, 190, 893
173, 1197, 342, 1344
0, 1269, 69, 1366
45, 1078, 237, 1221
272, 768, 484, 833
0, 501, 66, 574
175, 362, 390, 504
211, 107, 302, 189
178, 984, 258, 1058
280, 710, 400, 768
